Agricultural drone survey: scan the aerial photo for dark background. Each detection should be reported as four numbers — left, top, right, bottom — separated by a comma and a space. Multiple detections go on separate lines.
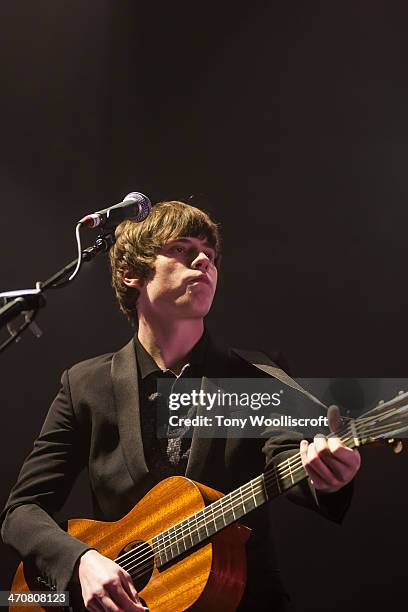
1, 1, 408, 610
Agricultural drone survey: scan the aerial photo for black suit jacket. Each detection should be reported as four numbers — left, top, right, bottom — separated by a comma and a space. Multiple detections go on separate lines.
1, 336, 352, 603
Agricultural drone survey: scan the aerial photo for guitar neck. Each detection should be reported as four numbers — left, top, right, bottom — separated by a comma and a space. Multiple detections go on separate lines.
152, 416, 369, 568
116, 385, 408, 571
113, 436, 338, 572
152, 454, 307, 568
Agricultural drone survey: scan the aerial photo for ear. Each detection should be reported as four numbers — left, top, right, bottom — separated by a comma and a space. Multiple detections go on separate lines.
123, 272, 144, 289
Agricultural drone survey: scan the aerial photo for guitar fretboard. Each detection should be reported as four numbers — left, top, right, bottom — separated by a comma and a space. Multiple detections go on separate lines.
111, 392, 408, 577
151, 455, 307, 568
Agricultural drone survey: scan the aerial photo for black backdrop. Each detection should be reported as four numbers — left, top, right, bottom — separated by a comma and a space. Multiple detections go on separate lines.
1, 2, 408, 610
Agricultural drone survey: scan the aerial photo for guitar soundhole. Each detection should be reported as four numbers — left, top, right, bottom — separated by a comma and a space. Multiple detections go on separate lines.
120, 540, 154, 594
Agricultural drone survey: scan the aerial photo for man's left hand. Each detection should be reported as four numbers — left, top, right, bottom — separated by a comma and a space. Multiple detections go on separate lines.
300, 405, 361, 493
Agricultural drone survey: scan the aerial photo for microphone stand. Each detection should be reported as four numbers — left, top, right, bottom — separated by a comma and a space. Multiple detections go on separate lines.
0, 232, 115, 354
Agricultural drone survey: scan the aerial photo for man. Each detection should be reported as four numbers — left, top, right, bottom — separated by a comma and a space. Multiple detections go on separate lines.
1, 200, 360, 611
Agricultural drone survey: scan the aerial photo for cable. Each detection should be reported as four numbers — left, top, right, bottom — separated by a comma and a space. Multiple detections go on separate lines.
50, 222, 83, 289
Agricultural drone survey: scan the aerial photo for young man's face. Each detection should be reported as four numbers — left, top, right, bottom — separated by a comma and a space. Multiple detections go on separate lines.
134, 236, 218, 320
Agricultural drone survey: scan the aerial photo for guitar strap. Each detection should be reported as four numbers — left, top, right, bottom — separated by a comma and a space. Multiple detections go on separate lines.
231, 348, 328, 411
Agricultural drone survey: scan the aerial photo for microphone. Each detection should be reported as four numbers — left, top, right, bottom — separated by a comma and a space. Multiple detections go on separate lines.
79, 192, 151, 229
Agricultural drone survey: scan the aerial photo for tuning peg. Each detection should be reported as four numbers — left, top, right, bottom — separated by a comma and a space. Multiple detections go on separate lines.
394, 441, 403, 454
388, 438, 404, 454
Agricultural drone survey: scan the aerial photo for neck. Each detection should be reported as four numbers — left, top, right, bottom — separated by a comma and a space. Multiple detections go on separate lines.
137, 315, 204, 374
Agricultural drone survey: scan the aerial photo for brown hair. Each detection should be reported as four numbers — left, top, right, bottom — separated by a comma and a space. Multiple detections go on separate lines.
108, 200, 221, 323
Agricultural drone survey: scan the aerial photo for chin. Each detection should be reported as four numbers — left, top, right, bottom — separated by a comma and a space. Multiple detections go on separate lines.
176, 300, 213, 320
192, 299, 214, 317
186, 307, 212, 319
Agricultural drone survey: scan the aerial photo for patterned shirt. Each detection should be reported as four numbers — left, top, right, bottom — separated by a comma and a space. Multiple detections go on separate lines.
134, 330, 209, 482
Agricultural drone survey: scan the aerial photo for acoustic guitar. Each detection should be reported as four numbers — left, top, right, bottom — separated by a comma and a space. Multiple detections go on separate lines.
9, 392, 408, 612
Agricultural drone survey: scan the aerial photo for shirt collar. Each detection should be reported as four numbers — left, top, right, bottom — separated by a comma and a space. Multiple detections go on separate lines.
133, 328, 209, 380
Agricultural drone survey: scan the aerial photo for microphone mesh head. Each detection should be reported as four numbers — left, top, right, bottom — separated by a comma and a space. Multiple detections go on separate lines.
123, 192, 152, 222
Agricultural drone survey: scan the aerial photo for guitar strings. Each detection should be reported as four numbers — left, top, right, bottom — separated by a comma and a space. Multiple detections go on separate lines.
117, 418, 398, 581
114, 417, 399, 581
116, 418, 358, 573
113, 402, 403, 571
120, 474, 283, 581
115, 417, 393, 579
120, 419, 399, 583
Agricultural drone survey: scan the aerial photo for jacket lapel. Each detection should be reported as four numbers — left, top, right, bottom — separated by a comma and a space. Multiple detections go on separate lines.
185, 376, 223, 479
111, 338, 149, 485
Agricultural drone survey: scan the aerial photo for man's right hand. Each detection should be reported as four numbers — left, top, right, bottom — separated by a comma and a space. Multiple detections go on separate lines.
76, 549, 146, 611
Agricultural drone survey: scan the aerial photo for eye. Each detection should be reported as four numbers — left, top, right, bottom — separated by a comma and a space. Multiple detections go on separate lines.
172, 245, 186, 254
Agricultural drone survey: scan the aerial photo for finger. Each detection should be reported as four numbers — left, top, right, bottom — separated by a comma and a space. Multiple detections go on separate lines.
313, 434, 330, 457
84, 591, 111, 612
327, 405, 342, 434
315, 436, 361, 480
312, 442, 360, 487
120, 571, 141, 605
301, 439, 341, 488
99, 594, 121, 612
301, 437, 336, 477
106, 581, 143, 612
86, 601, 106, 612
315, 436, 349, 479
300, 440, 309, 466
305, 439, 342, 487
313, 435, 343, 473
326, 438, 362, 469
305, 463, 337, 491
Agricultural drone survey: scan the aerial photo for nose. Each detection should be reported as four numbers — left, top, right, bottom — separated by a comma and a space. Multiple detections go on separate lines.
191, 251, 210, 271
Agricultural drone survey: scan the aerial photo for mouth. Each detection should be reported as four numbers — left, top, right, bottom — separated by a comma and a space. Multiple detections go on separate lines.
187, 275, 212, 287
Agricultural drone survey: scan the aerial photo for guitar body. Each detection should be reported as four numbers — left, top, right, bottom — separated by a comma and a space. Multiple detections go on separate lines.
10, 476, 251, 612
10, 391, 408, 611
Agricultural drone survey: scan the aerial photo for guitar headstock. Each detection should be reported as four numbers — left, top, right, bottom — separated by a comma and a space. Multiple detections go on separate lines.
353, 390, 408, 449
